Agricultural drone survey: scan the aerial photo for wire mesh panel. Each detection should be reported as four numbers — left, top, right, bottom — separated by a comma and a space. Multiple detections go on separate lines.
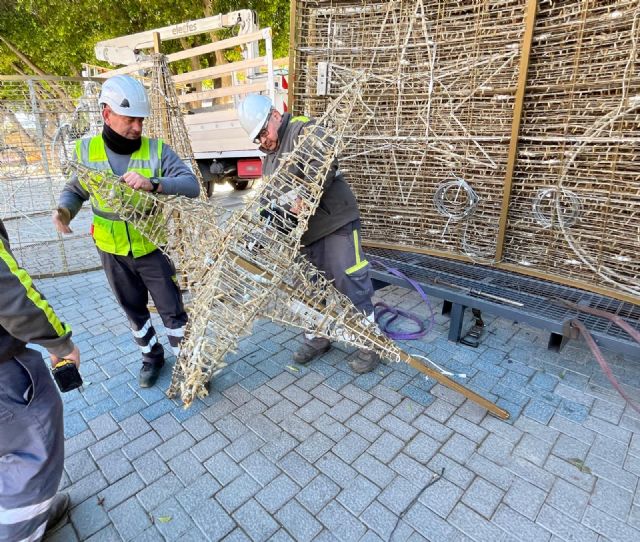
291, 0, 640, 303
0, 76, 102, 277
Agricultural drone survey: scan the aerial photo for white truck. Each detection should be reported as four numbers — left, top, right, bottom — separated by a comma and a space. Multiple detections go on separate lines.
93, 10, 287, 192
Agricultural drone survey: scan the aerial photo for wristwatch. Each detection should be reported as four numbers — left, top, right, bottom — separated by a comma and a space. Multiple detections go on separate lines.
150, 177, 161, 193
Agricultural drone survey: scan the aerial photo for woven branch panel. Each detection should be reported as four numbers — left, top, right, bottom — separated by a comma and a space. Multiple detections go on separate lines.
291, 0, 640, 302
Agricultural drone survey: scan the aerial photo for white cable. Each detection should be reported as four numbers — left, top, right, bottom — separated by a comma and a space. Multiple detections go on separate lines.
413, 354, 467, 379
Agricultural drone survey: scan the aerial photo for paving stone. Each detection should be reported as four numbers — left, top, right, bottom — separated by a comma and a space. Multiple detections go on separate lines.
417, 476, 463, 518
333, 431, 370, 464
240, 450, 281, 487
461, 477, 504, 519
353, 453, 396, 489
96, 472, 145, 511
405, 501, 458, 540
121, 430, 161, 461
201, 397, 237, 423
481, 416, 524, 444
361, 501, 400, 541
275, 500, 323, 542
148, 413, 182, 442
503, 477, 546, 520
379, 413, 418, 441
264, 398, 298, 424
466, 453, 514, 491
67, 471, 109, 506
191, 431, 230, 462
523, 400, 556, 424
87, 412, 119, 440
260, 431, 299, 462
551, 434, 591, 462
281, 384, 313, 407
45, 522, 79, 542
389, 453, 435, 488
280, 415, 315, 441
360, 398, 394, 423
582, 505, 640, 542
378, 475, 423, 515
64, 429, 97, 457
340, 383, 372, 406
370, 384, 404, 407
216, 472, 262, 513
215, 415, 250, 441
316, 451, 358, 488
175, 473, 221, 513
514, 416, 560, 445
514, 433, 554, 466
65, 449, 98, 483
368, 431, 404, 464
88, 430, 129, 461
590, 434, 628, 466
392, 397, 423, 423
246, 413, 283, 441
448, 503, 507, 542
313, 413, 350, 441
310, 383, 343, 406
336, 474, 381, 515
84, 525, 122, 542
583, 416, 632, 445
493, 504, 552, 542
204, 450, 243, 486
505, 456, 556, 492
428, 453, 475, 490
534, 504, 597, 542
151, 497, 197, 540
327, 398, 361, 423
118, 413, 151, 440
404, 432, 440, 464
256, 473, 300, 514
446, 415, 489, 443
295, 431, 334, 463
444, 434, 478, 466
412, 413, 454, 443
136, 473, 184, 511
478, 434, 515, 466
345, 413, 384, 442
226, 431, 265, 463
69, 496, 111, 539
95, 448, 134, 484
545, 454, 596, 492
252, 384, 283, 407
317, 501, 367, 542
549, 414, 595, 445
583, 452, 638, 492
109, 496, 152, 541
589, 478, 634, 521
233, 499, 279, 541
167, 450, 206, 485
546, 478, 590, 521
296, 398, 330, 423
277, 450, 319, 486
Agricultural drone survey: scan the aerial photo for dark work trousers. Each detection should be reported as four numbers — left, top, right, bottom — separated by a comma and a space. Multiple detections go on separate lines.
0, 348, 64, 542
98, 248, 187, 368
301, 219, 375, 330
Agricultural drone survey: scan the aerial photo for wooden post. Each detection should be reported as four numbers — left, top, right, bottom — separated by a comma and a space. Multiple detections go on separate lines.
287, 0, 297, 112
494, 0, 537, 262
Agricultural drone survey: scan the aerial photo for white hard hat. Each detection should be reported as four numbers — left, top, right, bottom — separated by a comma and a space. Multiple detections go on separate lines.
237, 94, 273, 141
99, 75, 150, 118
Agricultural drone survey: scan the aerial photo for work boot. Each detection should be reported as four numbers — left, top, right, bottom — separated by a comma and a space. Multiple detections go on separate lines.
139, 363, 162, 388
348, 350, 380, 374
45, 493, 70, 534
293, 337, 331, 364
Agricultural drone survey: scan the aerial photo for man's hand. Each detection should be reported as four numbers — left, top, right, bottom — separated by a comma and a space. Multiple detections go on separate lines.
290, 197, 305, 215
52, 208, 73, 234
121, 171, 155, 191
50, 344, 80, 369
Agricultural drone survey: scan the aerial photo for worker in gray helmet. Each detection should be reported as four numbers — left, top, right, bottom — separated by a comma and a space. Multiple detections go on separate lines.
1, 217, 81, 540
52, 75, 200, 388
237, 94, 379, 374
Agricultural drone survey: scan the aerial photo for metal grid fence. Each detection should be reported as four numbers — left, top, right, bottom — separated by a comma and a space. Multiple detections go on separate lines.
0, 76, 102, 277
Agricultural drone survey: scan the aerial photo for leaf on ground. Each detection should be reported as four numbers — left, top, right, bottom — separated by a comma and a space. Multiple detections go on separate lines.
286, 365, 300, 372
568, 458, 592, 474
157, 516, 172, 523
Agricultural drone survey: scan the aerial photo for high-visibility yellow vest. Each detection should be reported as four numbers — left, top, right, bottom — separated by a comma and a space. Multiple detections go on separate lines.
76, 136, 163, 257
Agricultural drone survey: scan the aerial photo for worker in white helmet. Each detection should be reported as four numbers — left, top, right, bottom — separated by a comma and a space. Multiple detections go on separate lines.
237, 94, 379, 374
52, 75, 200, 388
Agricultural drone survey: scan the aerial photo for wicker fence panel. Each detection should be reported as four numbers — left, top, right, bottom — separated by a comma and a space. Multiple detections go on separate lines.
291, 0, 639, 302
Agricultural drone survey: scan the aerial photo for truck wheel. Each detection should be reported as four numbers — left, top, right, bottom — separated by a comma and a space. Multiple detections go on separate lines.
232, 179, 254, 190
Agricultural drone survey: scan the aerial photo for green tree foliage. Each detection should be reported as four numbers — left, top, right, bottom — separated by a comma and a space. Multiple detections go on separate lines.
0, 0, 290, 75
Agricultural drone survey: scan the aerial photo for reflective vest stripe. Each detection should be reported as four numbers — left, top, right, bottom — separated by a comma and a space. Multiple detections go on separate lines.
0, 495, 55, 525
0, 244, 70, 338
76, 136, 164, 257
345, 228, 369, 275
291, 115, 310, 123
16, 520, 47, 542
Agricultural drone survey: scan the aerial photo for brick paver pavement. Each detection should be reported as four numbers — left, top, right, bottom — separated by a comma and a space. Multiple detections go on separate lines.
33, 268, 640, 542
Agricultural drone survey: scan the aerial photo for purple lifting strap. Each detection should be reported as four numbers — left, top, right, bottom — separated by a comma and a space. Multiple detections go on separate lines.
371, 261, 436, 340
